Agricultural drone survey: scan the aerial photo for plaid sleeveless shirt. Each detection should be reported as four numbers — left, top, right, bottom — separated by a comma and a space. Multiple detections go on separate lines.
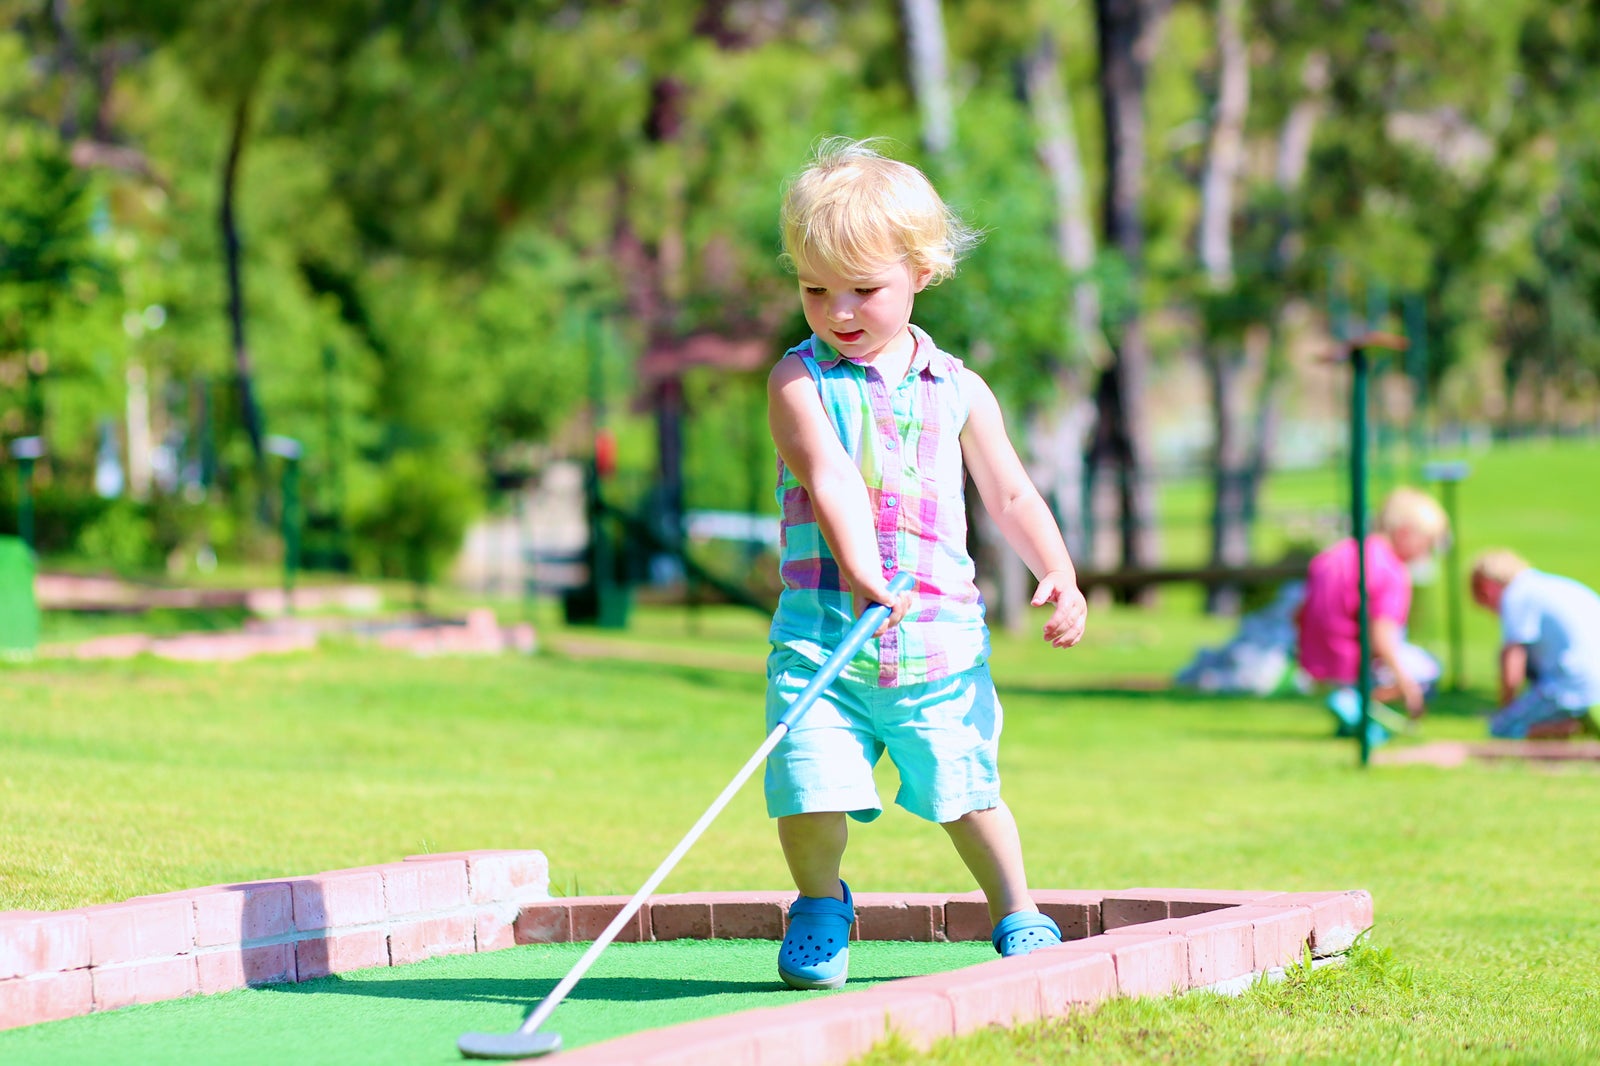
769, 325, 989, 687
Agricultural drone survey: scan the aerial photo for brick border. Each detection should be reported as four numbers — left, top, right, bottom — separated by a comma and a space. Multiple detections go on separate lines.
0, 851, 1372, 1065
1375, 739, 1600, 767
0, 850, 549, 1029
522, 886, 1373, 1066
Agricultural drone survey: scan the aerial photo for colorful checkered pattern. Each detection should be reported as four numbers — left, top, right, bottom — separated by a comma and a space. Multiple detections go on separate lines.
769, 326, 988, 687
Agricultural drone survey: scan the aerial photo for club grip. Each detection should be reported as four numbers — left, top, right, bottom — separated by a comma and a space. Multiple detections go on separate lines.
776, 571, 915, 731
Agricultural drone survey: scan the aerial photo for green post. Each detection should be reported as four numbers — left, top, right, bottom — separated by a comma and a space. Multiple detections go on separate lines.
11, 436, 43, 553
1350, 345, 1374, 767
268, 436, 304, 613
1422, 461, 1470, 692
1338, 333, 1408, 767
1403, 295, 1430, 477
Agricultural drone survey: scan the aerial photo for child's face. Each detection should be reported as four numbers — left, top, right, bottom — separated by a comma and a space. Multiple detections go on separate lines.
794, 252, 931, 364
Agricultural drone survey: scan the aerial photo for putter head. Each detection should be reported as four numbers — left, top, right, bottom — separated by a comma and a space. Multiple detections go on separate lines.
458, 1030, 562, 1059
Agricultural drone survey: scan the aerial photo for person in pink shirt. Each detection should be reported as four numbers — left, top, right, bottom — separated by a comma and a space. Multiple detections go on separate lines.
1297, 487, 1449, 734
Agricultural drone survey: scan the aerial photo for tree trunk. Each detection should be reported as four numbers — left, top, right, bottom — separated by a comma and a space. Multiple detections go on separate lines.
1238, 51, 1331, 539
1021, 32, 1102, 562
1092, 0, 1169, 599
219, 86, 269, 512
899, 0, 955, 157
1197, 0, 1251, 614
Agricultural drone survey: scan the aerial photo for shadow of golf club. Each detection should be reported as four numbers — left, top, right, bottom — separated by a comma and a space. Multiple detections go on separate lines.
259, 973, 798, 1008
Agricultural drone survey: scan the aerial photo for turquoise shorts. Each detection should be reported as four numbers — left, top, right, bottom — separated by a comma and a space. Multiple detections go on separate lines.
763, 648, 1003, 825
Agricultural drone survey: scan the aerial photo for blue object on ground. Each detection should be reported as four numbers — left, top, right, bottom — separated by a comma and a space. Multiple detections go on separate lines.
990, 910, 1061, 958
779, 881, 855, 990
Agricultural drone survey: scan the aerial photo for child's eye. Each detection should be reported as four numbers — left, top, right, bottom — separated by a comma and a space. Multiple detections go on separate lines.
854, 287, 879, 296
804, 286, 827, 296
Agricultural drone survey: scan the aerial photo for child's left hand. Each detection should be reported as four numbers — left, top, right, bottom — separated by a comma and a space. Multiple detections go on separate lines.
1032, 571, 1087, 648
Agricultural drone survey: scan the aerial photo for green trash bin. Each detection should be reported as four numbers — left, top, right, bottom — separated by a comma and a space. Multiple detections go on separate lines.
0, 535, 39, 660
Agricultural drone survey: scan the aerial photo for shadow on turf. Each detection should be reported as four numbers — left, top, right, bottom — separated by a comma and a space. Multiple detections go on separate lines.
261, 974, 796, 1007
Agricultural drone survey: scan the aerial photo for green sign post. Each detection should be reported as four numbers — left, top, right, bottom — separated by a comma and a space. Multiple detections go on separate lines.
1335, 332, 1410, 767
1421, 460, 1471, 692
267, 436, 304, 613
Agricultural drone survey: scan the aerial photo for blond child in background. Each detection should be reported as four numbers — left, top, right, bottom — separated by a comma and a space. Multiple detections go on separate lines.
1470, 550, 1600, 739
763, 139, 1087, 990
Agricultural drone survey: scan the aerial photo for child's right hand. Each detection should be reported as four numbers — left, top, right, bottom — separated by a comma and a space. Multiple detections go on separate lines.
855, 580, 915, 637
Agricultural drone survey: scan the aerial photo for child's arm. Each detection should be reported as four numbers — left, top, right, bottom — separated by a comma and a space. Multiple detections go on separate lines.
1371, 617, 1423, 714
768, 354, 912, 633
1497, 642, 1528, 708
958, 369, 1087, 648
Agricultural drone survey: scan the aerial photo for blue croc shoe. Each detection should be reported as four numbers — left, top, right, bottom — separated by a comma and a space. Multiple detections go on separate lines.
779, 881, 855, 990
992, 910, 1061, 958
1327, 688, 1361, 737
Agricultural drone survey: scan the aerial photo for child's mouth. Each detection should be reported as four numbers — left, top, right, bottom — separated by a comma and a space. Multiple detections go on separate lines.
833, 330, 865, 343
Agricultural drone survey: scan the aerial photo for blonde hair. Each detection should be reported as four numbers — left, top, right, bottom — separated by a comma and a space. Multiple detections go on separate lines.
1472, 548, 1530, 587
1375, 486, 1449, 546
779, 137, 979, 283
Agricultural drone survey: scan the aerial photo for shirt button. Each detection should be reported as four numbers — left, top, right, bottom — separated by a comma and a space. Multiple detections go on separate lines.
885, 496, 898, 507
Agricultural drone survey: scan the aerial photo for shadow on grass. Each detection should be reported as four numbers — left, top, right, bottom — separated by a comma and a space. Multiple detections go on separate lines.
262, 973, 789, 1008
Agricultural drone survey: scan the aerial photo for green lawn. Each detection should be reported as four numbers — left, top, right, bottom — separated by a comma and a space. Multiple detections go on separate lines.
4, 437, 1599, 1063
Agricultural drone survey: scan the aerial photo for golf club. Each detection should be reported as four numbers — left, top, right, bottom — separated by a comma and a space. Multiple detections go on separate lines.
457, 571, 916, 1059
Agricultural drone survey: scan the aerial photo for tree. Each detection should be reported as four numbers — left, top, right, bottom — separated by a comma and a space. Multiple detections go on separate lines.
1090, 0, 1171, 597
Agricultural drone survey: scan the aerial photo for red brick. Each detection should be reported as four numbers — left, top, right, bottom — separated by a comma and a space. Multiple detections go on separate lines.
1100, 895, 1170, 929
741, 993, 929, 1066
649, 896, 714, 941
1025, 944, 1119, 1012
295, 930, 389, 980
1031, 890, 1106, 940
1172, 912, 1256, 986
1101, 911, 1254, 986
548, 1011, 759, 1066
943, 895, 992, 942
292, 870, 385, 931
836, 982, 958, 1051
413, 860, 470, 912
0, 969, 94, 1030
476, 907, 517, 952
1253, 890, 1372, 956
852, 893, 944, 942
707, 893, 791, 940
1098, 932, 1190, 997
0, 911, 90, 978
191, 883, 295, 947
465, 852, 549, 905
514, 901, 572, 944
1103, 888, 1281, 929
1224, 904, 1315, 970
85, 899, 195, 966
196, 944, 296, 994
898, 956, 1043, 1035
366, 859, 471, 916
389, 914, 475, 965
92, 955, 198, 1011
569, 897, 650, 943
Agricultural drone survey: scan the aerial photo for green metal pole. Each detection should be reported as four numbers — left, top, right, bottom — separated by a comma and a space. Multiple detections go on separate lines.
17, 457, 35, 553
1350, 344, 1374, 767
282, 456, 301, 609
1443, 479, 1463, 692
1422, 460, 1470, 692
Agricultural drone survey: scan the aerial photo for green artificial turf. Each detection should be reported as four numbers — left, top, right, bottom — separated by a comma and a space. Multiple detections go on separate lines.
0, 939, 996, 1066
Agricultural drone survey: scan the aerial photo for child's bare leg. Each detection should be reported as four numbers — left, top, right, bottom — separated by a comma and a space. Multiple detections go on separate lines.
941, 802, 1035, 924
778, 812, 849, 900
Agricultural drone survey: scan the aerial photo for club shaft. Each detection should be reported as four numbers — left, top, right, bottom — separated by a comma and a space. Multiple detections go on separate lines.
511, 572, 912, 1040
515, 723, 790, 1036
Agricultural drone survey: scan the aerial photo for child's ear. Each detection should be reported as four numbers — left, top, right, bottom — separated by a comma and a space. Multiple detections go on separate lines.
913, 267, 934, 293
